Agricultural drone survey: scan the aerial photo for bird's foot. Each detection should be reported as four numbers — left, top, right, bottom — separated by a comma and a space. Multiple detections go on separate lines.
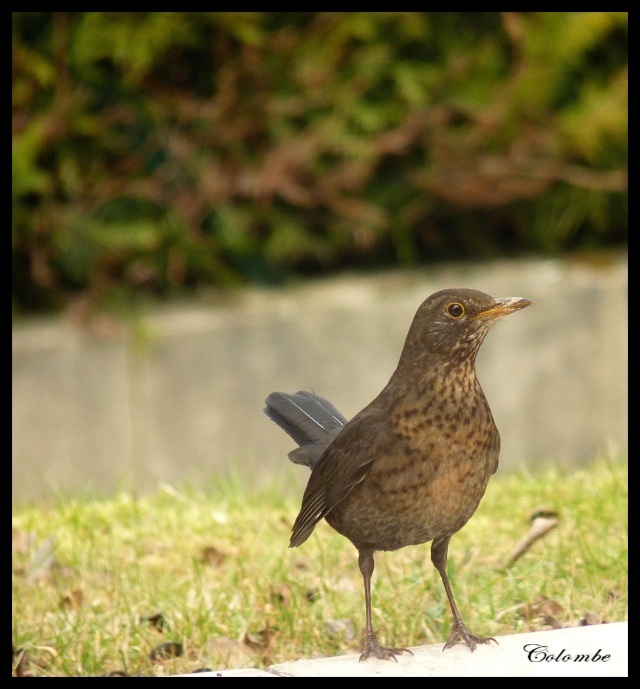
359, 633, 413, 662
442, 621, 497, 652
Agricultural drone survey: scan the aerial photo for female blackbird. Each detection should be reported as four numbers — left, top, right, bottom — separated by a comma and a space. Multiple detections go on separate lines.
265, 288, 532, 661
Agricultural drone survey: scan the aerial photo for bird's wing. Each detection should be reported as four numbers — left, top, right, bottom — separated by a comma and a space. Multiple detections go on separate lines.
289, 408, 382, 547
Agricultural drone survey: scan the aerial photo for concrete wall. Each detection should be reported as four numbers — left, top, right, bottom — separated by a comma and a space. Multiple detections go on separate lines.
12, 254, 627, 504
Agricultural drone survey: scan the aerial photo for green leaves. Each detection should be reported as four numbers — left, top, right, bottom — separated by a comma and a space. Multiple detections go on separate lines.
12, 12, 628, 315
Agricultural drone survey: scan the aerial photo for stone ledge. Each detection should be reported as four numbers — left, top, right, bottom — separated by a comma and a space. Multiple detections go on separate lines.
182, 621, 627, 677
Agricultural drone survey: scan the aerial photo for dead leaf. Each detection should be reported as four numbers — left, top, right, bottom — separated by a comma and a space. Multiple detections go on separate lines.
204, 637, 255, 669
521, 594, 564, 629
270, 582, 292, 608
16, 645, 57, 675
200, 546, 227, 567
579, 611, 606, 626
306, 587, 320, 603
12, 529, 34, 555
150, 642, 184, 662
13, 646, 31, 677
542, 614, 564, 629
140, 612, 167, 631
531, 594, 564, 619
498, 594, 564, 624
60, 589, 84, 610
244, 623, 277, 660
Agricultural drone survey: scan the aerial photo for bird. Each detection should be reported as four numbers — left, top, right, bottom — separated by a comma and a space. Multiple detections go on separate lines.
264, 287, 532, 661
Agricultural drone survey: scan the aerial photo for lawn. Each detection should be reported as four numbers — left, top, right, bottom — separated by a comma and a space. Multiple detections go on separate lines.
12, 454, 627, 676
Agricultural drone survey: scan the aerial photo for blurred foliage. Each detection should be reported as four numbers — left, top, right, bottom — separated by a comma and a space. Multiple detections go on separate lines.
12, 12, 627, 315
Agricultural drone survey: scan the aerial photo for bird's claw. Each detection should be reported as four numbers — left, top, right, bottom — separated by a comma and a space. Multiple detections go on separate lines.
360, 634, 413, 662
443, 621, 497, 652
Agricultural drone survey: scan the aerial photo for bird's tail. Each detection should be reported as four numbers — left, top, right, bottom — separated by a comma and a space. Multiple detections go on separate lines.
264, 391, 347, 470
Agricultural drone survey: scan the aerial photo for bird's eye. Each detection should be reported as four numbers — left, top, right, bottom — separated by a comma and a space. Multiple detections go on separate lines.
446, 302, 465, 318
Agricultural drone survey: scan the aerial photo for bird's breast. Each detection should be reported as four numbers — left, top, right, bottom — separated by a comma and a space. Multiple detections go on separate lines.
326, 391, 499, 551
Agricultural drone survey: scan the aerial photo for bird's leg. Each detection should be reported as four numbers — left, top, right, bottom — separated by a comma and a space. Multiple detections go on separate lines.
358, 549, 413, 662
431, 537, 497, 651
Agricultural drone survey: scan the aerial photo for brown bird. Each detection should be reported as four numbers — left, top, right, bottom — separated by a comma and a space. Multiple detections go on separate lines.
264, 288, 532, 661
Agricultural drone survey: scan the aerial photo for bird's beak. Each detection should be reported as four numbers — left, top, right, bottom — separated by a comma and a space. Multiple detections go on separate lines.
476, 297, 533, 320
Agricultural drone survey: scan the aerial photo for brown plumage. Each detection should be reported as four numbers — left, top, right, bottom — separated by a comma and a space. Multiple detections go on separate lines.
265, 287, 532, 661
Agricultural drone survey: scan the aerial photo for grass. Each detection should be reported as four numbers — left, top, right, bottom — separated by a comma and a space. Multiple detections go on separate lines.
12, 454, 627, 676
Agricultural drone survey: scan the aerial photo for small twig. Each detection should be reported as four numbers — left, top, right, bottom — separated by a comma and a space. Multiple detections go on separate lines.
501, 509, 559, 569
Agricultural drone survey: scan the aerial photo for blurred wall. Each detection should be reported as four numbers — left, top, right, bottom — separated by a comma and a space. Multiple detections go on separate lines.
12, 254, 627, 504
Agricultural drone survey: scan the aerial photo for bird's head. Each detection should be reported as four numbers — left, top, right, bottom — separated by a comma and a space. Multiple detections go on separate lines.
404, 288, 532, 366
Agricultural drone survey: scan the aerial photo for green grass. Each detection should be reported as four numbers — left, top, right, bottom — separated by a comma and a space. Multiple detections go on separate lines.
12, 454, 627, 676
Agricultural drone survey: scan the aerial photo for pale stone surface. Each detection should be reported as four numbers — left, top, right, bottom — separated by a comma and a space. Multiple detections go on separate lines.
185, 622, 627, 677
